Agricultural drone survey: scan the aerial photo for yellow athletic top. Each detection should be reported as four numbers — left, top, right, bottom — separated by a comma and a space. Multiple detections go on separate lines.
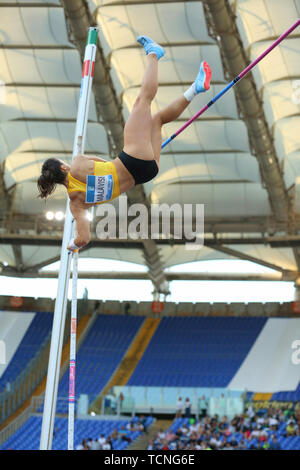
67, 161, 120, 204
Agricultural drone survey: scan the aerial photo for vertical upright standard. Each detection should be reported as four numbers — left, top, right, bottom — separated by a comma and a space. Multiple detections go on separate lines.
40, 27, 98, 450
68, 250, 78, 450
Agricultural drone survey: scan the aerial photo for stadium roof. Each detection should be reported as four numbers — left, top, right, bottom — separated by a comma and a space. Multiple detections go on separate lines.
0, 0, 300, 293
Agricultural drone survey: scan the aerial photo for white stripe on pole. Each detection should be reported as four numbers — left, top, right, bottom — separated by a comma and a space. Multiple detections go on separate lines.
40, 27, 98, 450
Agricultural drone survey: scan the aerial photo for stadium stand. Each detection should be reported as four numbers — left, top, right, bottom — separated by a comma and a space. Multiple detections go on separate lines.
0, 312, 53, 391
128, 317, 267, 387
1, 312, 300, 450
147, 406, 300, 450
0, 415, 154, 450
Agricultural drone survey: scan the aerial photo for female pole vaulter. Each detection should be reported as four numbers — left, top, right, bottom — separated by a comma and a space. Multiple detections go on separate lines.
37, 36, 211, 251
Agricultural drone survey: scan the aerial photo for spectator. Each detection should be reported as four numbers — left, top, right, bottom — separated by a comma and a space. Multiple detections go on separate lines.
256, 442, 263, 450
76, 438, 89, 450
98, 433, 107, 448
164, 428, 177, 443
175, 397, 183, 418
109, 428, 119, 440
203, 415, 211, 430
184, 397, 192, 418
189, 420, 200, 434
146, 405, 300, 450
286, 421, 297, 437
246, 405, 255, 419
270, 435, 281, 450
268, 415, 279, 430
181, 423, 190, 437
87, 437, 100, 450
136, 420, 145, 432
199, 395, 208, 418
257, 415, 265, 427
124, 302, 131, 315
219, 415, 228, 431
262, 440, 270, 450
119, 392, 124, 410
157, 429, 166, 441
138, 415, 148, 432
223, 441, 234, 450
209, 432, 222, 449
102, 438, 112, 450
118, 425, 132, 443
162, 440, 169, 451
147, 438, 155, 450
238, 439, 246, 450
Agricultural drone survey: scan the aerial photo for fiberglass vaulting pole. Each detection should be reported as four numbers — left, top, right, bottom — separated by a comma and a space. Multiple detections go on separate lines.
40, 27, 98, 450
161, 19, 300, 150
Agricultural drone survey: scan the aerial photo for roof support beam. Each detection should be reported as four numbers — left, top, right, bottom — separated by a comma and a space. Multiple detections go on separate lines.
12, 245, 23, 272
1, 210, 300, 240
25, 255, 62, 273
21, 149, 104, 155
20, 149, 248, 156
0, 45, 74, 50
0, 269, 297, 283
6, 83, 80, 88
11, 117, 97, 123
212, 244, 288, 274
0, 2, 61, 7
2, 232, 300, 248
124, 80, 226, 90
95, 0, 200, 8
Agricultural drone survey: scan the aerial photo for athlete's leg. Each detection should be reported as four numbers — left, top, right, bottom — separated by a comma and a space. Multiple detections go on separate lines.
123, 37, 165, 161
151, 61, 212, 166
123, 54, 158, 161
151, 97, 190, 166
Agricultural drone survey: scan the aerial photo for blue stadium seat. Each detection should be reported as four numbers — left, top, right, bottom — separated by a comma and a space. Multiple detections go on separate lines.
0, 312, 53, 391
128, 317, 266, 387
55, 314, 145, 413
0, 415, 153, 450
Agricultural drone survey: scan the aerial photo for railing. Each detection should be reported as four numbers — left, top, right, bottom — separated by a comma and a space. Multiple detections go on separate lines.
0, 396, 71, 446
0, 397, 35, 446
0, 333, 51, 427
110, 386, 246, 420
100, 395, 135, 418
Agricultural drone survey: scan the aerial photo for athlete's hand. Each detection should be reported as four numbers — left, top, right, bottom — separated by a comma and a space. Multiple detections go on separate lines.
67, 238, 80, 252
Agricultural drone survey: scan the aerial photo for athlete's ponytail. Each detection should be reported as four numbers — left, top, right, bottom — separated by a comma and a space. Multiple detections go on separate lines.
37, 158, 66, 199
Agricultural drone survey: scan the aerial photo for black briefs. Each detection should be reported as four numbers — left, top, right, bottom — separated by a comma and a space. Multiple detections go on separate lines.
118, 150, 159, 185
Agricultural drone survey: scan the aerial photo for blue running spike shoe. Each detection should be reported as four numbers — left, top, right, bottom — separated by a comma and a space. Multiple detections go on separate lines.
137, 35, 165, 60
195, 61, 212, 93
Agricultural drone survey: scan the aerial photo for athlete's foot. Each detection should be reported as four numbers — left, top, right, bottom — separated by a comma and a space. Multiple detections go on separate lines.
137, 35, 165, 60
195, 61, 212, 93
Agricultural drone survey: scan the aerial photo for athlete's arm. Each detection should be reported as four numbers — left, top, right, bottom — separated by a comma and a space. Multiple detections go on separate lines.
68, 202, 91, 249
